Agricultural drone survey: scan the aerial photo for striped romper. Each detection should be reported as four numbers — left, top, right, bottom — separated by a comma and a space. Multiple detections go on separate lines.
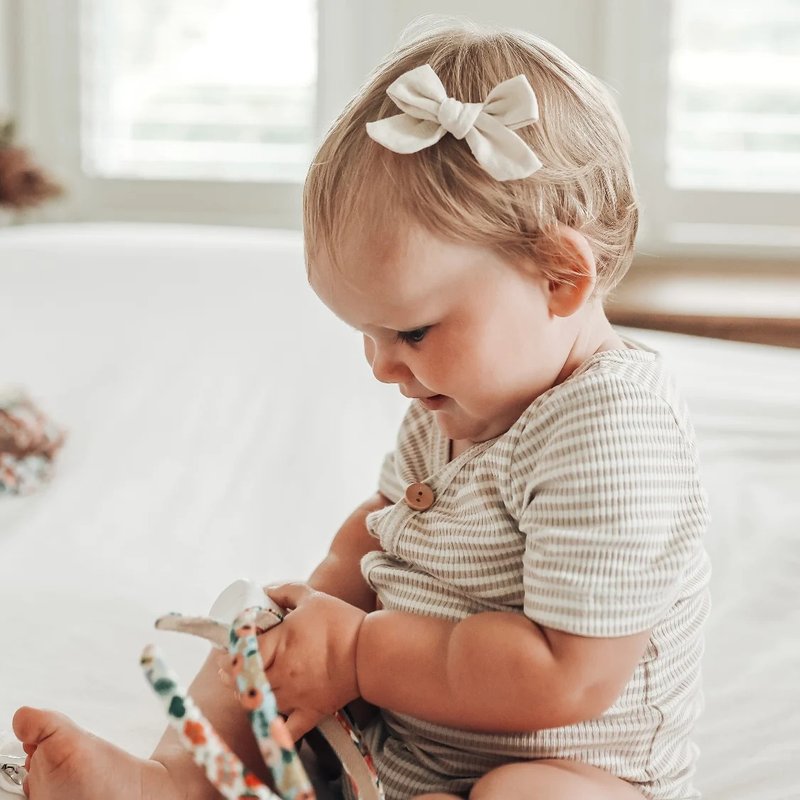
359, 342, 711, 800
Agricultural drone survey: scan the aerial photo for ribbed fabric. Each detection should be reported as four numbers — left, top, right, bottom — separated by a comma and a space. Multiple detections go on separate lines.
360, 344, 711, 800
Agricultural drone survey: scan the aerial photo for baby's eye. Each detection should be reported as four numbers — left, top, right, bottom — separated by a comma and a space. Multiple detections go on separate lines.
396, 326, 430, 345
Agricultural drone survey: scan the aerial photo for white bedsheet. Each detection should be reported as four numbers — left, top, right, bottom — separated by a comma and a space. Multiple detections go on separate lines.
1, 224, 798, 799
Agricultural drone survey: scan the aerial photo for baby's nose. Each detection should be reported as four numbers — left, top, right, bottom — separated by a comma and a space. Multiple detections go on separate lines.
369, 344, 407, 385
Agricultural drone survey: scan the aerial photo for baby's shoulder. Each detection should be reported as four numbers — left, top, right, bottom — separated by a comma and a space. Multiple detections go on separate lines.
495, 353, 701, 517
509, 351, 694, 453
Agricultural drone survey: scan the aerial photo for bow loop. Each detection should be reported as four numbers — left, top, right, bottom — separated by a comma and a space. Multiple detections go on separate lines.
366, 64, 541, 181
483, 74, 540, 129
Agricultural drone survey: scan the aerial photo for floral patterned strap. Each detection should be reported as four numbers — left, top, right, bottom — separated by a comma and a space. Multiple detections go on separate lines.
145, 594, 384, 799
228, 607, 384, 800
140, 643, 282, 800
228, 608, 315, 800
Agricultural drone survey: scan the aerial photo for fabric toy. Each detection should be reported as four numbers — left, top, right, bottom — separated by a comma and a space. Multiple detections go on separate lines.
0, 387, 65, 497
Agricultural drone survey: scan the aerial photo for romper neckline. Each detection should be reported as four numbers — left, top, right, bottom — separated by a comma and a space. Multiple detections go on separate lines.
438, 335, 658, 466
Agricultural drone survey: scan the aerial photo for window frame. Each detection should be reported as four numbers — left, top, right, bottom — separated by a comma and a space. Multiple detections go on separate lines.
7, 0, 391, 229
602, 0, 800, 260
6, 0, 800, 256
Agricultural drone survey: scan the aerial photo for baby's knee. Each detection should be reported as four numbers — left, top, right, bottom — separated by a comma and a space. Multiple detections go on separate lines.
469, 760, 645, 800
469, 764, 524, 800
470, 762, 566, 800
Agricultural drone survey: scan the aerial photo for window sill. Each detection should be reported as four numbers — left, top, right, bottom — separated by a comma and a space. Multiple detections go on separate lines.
607, 256, 800, 349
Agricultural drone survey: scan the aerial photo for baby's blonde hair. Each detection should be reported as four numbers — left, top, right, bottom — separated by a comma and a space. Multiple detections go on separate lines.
303, 19, 638, 298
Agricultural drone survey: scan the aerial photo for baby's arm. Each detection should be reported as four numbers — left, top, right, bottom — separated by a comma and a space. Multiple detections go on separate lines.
305, 491, 391, 611
355, 610, 650, 732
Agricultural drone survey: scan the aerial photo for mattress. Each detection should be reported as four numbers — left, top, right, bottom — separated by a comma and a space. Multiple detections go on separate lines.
1, 224, 798, 798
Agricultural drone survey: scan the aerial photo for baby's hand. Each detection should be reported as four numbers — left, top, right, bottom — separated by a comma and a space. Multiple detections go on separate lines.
246, 583, 365, 731
216, 583, 365, 739
215, 650, 323, 741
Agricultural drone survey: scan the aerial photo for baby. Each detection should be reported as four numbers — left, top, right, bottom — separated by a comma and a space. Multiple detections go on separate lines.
13, 19, 710, 800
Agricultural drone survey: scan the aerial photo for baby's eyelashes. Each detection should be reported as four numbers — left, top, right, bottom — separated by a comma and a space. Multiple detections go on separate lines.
396, 326, 430, 345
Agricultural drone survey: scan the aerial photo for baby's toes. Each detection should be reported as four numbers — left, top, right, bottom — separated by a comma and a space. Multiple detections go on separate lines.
13, 707, 61, 747
13, 706, 85, 774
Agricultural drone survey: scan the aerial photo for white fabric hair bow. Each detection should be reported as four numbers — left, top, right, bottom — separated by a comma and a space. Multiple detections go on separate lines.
366, 63, 542, 181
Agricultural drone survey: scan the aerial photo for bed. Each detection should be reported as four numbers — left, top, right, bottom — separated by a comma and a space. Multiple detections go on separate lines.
1, 223, 798, 799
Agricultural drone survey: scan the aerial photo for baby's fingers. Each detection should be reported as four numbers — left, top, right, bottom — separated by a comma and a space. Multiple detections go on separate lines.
284, 708, 323, 743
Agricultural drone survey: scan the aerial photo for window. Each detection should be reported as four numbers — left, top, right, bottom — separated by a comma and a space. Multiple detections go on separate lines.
10, 0, 378, 227
80, 0, 317, 183
604, 0, 800, 256
668, 0, 800, 193
11, 1, 800, 246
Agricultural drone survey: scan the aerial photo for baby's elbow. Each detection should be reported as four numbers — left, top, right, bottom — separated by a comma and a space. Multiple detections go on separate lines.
517, 682, 615, 730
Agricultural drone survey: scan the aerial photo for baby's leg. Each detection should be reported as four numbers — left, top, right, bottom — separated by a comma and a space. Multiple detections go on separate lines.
13, 649, 273, 800
150, 646, 276, 794
414, 758, 646, 800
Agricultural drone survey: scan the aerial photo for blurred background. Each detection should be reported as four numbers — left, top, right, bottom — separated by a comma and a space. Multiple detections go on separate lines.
1, 0, 799, 344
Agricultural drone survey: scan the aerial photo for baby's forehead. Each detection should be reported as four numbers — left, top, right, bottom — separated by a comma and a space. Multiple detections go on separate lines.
314, 227, 491, 291
309, 228, 492, 327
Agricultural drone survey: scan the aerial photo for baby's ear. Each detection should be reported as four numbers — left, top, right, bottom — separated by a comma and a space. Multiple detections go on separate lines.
542, 225, 597, 318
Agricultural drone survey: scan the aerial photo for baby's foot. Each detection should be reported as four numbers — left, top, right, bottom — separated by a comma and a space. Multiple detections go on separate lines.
12, 706, 184, 800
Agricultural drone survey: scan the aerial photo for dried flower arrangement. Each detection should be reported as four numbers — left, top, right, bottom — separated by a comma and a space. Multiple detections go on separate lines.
0, 118, 64, 210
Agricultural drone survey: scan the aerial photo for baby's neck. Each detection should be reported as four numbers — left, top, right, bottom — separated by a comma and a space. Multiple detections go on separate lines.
553, 306, 624, 387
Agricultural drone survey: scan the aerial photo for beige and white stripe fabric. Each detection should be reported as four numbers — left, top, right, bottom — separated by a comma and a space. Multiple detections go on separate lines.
360, 342, 711, 800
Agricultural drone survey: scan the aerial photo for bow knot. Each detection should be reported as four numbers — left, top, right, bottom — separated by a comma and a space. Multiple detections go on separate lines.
366, 64, 542, 181
437, 97, 482, 140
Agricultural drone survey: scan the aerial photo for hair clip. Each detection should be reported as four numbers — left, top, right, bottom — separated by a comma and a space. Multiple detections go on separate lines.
366, 63, 542, 181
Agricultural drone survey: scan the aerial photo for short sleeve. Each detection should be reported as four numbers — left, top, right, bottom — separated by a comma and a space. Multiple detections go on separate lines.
518, 376, 706, 637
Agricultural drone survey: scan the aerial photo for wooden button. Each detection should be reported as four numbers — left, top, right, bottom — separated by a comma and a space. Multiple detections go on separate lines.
405, 482, 435, 511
